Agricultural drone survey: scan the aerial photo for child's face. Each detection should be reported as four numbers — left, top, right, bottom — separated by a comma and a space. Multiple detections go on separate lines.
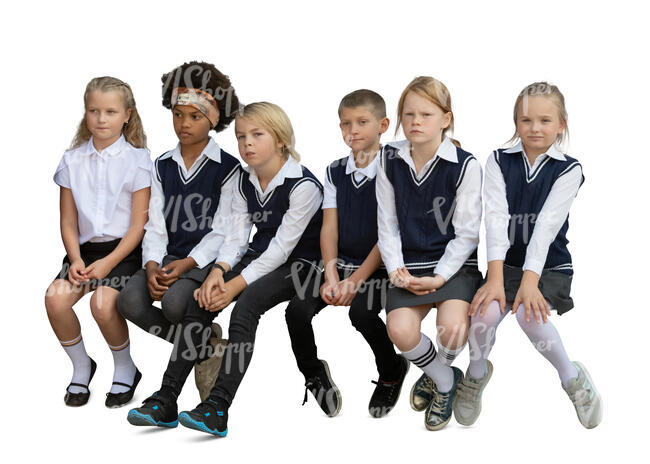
401, 91, 451, 146
85, 90, 131, 146
515, 95, 565, 154
339, 106, 387, 155
172, 105, 212, 146
235, 116, 283, 169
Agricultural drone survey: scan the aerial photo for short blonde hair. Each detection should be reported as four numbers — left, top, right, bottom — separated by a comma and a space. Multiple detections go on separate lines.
71, 76, 147, 149
396, 76, 460, 147
509, 81, 569, 147
237, 102, 299, 161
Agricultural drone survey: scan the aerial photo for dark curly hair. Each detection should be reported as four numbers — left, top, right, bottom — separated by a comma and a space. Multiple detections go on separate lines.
161, 61, 240, 133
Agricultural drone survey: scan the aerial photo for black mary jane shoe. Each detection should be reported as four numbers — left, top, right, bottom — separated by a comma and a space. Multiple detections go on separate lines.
64, 358, 97, 407
105, 369, 142, 408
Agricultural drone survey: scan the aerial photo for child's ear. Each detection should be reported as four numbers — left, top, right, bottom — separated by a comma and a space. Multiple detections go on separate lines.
379, 117, 390, 134
443, 111, 452, 129
125, 108, 132, 123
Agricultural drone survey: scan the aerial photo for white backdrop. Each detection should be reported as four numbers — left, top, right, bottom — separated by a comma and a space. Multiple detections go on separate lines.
1, 0, 647, 462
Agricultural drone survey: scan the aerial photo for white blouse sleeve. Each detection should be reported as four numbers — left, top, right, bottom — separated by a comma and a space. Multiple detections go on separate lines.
434, 158, 482, 281
142, 163, 169, 267
376, 154, 405, 274
215, 173, 253, 270
484, 151, 512, 263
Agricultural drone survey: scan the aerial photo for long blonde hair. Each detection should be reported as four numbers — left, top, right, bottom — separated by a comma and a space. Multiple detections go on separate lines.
238, 102, 300, 161
70, 76, 147, 149
395, 76, 460, 147
508, 81, 569, 147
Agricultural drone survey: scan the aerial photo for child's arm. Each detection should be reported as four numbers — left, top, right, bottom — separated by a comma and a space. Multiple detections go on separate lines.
470, 152, 510, 315
59, 187, 85, 285
82, 187, 151, 281
196, 173, 253, 310
320, 208, 340, 305
513, 163, 583, 324
203, 179, 323, 312
334, 244, 382, 306
433, 157, 483, 284
376, 153, 406, 286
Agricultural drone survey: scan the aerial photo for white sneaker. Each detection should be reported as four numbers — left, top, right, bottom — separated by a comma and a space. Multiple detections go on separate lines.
563, 361, 602, 429
194, 323, 227, 402
453, 361, 493, 426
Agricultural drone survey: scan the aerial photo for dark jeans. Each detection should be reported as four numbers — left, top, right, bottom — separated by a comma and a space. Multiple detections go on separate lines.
159, 252, 318, 406
284, 267, 402, 381
117, 255, 211, 342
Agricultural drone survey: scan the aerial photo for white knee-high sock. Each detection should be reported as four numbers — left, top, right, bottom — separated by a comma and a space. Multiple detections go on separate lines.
515, 305, 579, 387
401, 333, 454, 393
467, 301, 508, 379
61, 334, 92, 394
109, 338, 137, 394
436, 336, 465, 366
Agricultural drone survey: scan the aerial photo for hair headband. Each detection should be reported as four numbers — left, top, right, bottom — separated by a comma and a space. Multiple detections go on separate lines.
171, 87, 220, 127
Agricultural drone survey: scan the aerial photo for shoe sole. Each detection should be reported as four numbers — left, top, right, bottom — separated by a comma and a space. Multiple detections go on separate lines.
178, 412, 228, 437
127, 410, 178, 428
571, 361, 603, 429
454, 361, 493, 426
369, 357, 410, 418
320, 360, 342, 417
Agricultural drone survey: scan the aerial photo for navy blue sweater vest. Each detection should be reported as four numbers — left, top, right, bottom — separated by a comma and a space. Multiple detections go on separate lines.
239, 165, 323, 262
382, 144, 478, 273
326, 157, 379, 268
155, 151, 240, 258
495, 148, 583, 275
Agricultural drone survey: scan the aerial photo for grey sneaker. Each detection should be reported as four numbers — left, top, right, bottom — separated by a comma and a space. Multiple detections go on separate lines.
194, 323, 227, 402
410, 373, 434, 412
563, 361, 602, 429
453, 361, 493, 426
424, 367, 463, 431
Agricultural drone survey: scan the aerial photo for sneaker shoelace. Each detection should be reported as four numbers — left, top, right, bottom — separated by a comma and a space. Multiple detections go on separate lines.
371, 379, 399, 403
303, 377, 324, 406
429, 389, 451, 416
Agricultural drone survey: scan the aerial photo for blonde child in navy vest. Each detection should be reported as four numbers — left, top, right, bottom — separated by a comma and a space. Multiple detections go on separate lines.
46, 77, 151, 408
285, 89, 408, 418
127, 102, 323, 436
377, 76, 483, 431
454, 82, 603, 429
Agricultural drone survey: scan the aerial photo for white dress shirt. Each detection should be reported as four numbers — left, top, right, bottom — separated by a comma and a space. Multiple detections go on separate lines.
376, 137, 482, 281
142, 138, 238, 268
322, 150, 380, 209
216, 156, 323, 285
53, 135, 152, 244
484, 142, 583, 276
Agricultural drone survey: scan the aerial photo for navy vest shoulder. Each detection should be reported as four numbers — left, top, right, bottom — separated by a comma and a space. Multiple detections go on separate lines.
495, 148, 584, 274
239, 164, 323, 263
382, 144, 478, 273
327, 156, 380, 269
155, 150, 240, 259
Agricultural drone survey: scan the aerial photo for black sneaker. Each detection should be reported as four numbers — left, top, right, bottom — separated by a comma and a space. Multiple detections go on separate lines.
127, 392, 178, 428
302, 359, 341, 417
368, 355, 410, 418
178, 398, 228, 437
424, 367, 463, 431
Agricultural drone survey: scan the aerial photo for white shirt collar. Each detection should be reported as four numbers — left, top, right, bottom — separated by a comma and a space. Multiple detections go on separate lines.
86, 134, 127, 157
344, 149, 380, 179
503, 141, 566, 161
243, 156, 303, 196
160, 137, 223, 163
388, 136, 459, 164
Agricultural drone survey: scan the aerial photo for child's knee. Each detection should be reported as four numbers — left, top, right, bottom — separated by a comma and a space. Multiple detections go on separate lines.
437, 320, 468, 347
471, 300, 503, 327
386, 315, 417, 347
90, 288, 118, 324
284, 300, 314, 326
44, 281, 73, 315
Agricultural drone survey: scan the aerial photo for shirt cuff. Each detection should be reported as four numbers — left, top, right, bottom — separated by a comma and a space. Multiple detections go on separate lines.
486, 246, 508, 263
188, 250, 210, 269
522, 258, 545, 276
433, 263, 454, 282
239, 267, 257, 286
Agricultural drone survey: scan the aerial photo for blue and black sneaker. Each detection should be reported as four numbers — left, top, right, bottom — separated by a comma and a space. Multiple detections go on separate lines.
178, 398, 228, 437
424, 367, 463, 431
127, 392, 178, 428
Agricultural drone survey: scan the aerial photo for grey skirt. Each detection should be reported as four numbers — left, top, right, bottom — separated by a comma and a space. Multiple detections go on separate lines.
499, 264, 574, 315
386, 266, 483, 313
